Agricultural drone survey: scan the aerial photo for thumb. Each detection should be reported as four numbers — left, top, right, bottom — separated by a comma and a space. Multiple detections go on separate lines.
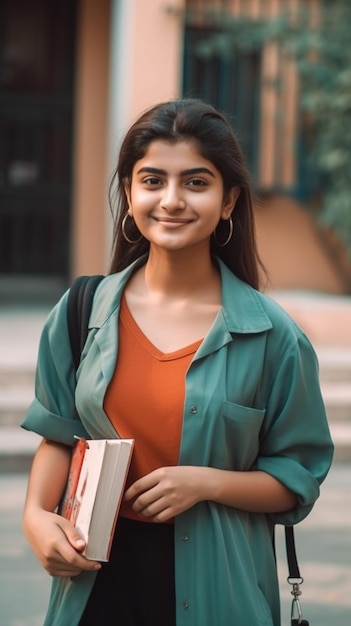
60, 518, 86, 552
72, 534, 86, 553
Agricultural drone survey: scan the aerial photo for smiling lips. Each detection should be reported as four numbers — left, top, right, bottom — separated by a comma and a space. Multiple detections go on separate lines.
153, 217, 192, 226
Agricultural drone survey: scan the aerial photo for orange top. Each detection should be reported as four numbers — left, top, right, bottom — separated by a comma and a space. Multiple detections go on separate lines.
103, 294, 202, 521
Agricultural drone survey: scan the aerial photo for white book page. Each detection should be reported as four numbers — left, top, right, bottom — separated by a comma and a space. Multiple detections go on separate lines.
85, 439, 134, 560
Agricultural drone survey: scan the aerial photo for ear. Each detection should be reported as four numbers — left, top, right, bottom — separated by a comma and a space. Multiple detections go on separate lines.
221, 186, 240, 220
123, 178, 133, 215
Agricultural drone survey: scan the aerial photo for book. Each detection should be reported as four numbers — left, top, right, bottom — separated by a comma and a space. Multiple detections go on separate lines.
59, 436, 134, 561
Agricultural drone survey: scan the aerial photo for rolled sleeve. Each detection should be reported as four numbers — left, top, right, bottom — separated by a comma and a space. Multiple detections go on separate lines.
22, 398, 89, 445
21, 291, 88, 445
256, 332, 334, 525
256, 456, 320, 524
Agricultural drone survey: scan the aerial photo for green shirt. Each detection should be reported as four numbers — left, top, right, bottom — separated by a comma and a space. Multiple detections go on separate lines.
22, 257, 333, 626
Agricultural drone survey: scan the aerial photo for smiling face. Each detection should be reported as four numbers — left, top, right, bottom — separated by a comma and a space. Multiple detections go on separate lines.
124, 140, 240, 254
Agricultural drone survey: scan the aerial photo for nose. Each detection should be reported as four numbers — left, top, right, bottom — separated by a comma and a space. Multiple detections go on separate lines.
160, 183, 185, 212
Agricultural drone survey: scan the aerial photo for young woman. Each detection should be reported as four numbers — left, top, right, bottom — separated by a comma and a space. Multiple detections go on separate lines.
22, 99, 333, 626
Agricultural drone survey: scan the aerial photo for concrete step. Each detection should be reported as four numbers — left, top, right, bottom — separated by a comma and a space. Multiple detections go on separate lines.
0, 369, 35, 386
318, 349, 351, 384
321, 383, 351, 421
0, 428, 41, 473
328, 423, 351, 464
0, 392, 34, 427
317, 349, 351, 427
0, 369, 35, 427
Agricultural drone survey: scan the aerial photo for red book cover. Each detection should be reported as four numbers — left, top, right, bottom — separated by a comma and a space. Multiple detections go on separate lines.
59, 437, 88, 521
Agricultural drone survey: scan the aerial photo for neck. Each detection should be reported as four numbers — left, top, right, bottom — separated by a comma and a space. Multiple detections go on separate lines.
143, 246, 219, 300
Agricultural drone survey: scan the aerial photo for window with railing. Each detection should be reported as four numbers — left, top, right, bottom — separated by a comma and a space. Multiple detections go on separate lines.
182, 0, 310, 195
182, 26, 261, 179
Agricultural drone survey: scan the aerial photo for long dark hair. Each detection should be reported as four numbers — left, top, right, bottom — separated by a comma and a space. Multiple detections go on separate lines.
108, 98, 265, 289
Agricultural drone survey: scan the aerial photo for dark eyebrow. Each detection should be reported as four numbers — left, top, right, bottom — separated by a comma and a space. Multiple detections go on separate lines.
136, 166, 215, 178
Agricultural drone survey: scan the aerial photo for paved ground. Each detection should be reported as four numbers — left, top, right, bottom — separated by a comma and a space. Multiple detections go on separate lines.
0, 463, 349, 626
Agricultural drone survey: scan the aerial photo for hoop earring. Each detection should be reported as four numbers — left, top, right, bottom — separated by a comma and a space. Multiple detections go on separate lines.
121, 213, 143, 244
214, 217, 234, 247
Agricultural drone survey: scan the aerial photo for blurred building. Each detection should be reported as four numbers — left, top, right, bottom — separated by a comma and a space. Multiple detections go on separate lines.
0, 0, 350, 300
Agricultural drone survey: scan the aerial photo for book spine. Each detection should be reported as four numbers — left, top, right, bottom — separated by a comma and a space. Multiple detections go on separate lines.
104, 441, 134, 561
59, 438, 88, 521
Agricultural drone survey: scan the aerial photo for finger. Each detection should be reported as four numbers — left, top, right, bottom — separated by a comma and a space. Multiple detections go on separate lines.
45, 563, 83, 577
124, 474, 157, 501
126, 467, 169, 500
133, 493, 171, 517
129, 482, 165, 512
44, 547, 101, 576
47, 556, 100, 577
58, 542, 102, 572
54, 522, 101, 571
145, 505, 175, 523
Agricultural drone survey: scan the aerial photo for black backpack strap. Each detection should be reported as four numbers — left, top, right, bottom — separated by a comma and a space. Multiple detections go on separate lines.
67, 274, 104, 370
285, 526, 301, 580
285, 526, 310, 626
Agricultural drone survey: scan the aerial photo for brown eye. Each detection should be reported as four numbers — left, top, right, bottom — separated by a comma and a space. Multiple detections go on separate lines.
187, 178, 207, 187
144, 177, 162, 186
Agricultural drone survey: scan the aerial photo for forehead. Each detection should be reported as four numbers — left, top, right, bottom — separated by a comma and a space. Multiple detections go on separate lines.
133, 139, 215, 172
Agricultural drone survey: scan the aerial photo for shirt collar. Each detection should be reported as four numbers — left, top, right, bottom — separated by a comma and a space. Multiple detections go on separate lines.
90, 256, 272, 336
217, 258, 273, 334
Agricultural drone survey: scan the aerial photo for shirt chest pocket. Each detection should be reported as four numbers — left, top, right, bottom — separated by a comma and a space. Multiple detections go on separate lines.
211, 401, 266, 470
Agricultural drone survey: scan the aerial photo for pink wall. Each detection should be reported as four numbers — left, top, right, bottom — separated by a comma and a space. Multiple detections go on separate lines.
255, 195, 348, 294
124, 0, 185, 124
71, 0, 111, 278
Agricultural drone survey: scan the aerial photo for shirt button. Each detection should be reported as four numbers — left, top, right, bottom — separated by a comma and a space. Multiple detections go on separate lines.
181, 533, 189, 541
190, 406, 197, 414
183, 602, 189, 609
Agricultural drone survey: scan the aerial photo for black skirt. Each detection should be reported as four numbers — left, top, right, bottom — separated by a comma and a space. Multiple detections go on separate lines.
79, 516, 176, 626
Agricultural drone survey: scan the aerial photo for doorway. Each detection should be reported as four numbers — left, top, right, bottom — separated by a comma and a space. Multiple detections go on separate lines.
0, 0, 77, 282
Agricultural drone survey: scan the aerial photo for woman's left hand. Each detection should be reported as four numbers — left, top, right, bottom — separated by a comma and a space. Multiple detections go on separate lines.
124, 465, 298, 521
124, 466, 206, 522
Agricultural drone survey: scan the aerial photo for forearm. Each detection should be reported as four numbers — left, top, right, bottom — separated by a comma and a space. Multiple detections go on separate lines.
23, 438, 72, 516
199, 467, 297, 513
